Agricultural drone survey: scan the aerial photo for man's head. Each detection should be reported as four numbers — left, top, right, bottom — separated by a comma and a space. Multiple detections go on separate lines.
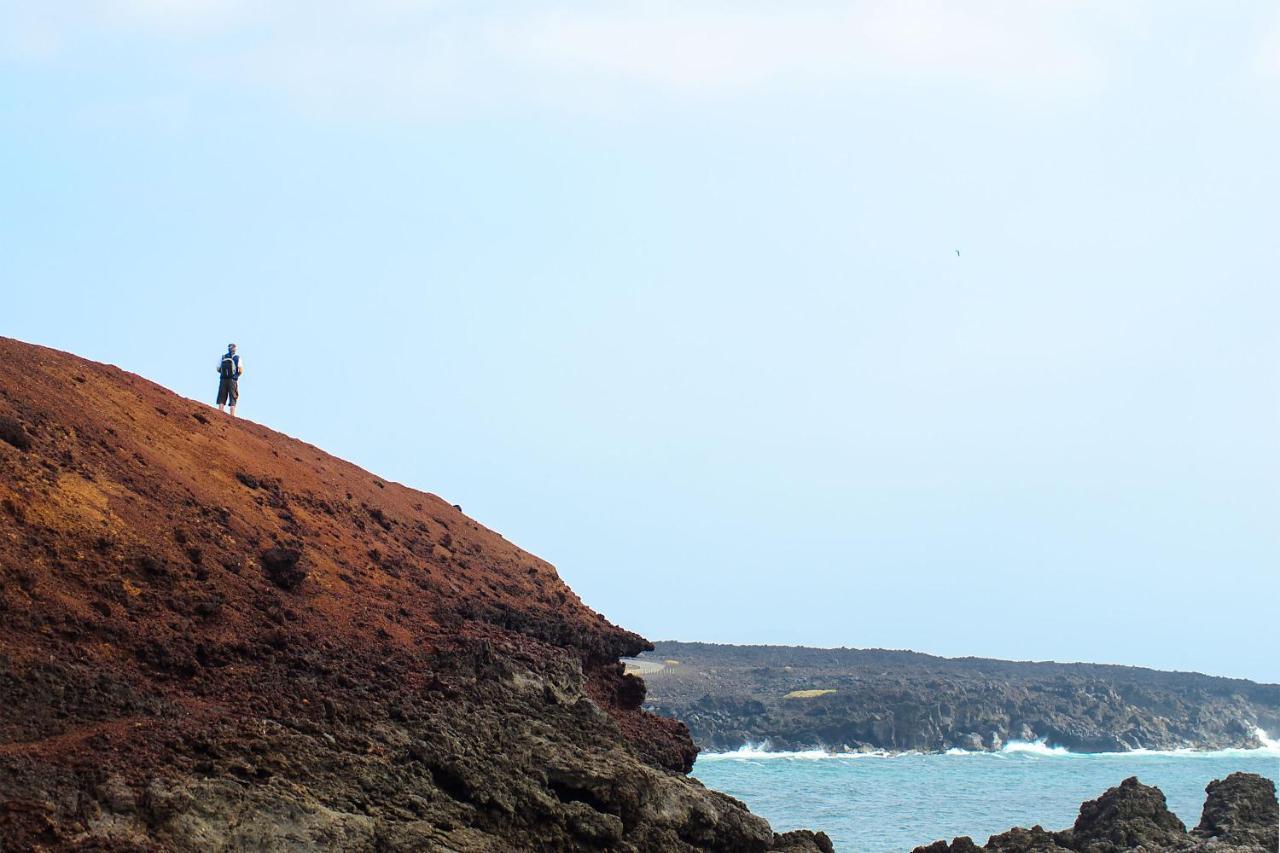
228, 343, 237, 353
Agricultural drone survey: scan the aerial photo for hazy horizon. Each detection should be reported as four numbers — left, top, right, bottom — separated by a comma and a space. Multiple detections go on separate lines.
4, 2, 1277, 682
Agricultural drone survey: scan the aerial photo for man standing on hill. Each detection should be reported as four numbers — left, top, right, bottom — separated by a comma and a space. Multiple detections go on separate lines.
216, 343, 243, 417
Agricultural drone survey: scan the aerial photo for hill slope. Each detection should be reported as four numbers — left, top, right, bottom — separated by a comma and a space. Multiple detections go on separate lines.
0, 338, 829, 852
638, 642, 1279, 753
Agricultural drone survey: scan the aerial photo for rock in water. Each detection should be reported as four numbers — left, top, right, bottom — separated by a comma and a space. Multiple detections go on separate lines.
910, 772, 1279, 852
1193, 772, 1279, 848
0, 337, 827, 852
1065, 776, 1187, 851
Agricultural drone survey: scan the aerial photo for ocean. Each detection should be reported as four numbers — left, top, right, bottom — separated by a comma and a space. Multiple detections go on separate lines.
691, 735, 1280, 852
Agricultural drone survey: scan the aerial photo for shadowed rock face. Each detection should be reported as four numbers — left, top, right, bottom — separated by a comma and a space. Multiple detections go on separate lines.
0, 337, 830, 852
912, 773, 1278, 852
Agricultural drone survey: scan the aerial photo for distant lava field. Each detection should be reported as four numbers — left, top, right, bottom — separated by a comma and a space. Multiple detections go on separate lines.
637, 642, 1279, 754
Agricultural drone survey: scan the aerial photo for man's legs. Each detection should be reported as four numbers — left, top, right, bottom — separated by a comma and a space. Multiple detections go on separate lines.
216, 377, 238, 415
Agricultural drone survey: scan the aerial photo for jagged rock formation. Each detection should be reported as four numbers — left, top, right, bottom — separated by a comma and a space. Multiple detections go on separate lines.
639, 642, 1279, 753
0, 337, 830, 852
1195, 773, 1280, 849
912, 773, 1278, 852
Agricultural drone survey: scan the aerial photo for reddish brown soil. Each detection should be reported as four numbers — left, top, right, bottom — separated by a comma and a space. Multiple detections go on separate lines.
0, 337, 828, 852
0, 334, 663, 752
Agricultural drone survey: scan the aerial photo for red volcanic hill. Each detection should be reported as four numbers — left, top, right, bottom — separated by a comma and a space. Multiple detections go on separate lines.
0, 337, 830, 852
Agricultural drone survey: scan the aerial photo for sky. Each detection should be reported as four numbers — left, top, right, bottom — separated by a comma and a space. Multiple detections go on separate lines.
3, 1, 1278, 682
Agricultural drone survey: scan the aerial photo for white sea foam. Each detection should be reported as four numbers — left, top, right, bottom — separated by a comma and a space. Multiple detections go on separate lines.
999, 739, 1072, 756
1085, 728, 1280, 759
696, 728, 1280, 762
697, 743, 891, 761
1255, 727, 1280, 752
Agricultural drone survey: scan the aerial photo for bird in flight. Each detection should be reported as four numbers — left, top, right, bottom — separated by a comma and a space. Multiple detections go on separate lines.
955, 249, 961, 257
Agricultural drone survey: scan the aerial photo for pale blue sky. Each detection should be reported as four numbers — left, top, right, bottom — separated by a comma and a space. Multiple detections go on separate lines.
3, 2, 1277, 681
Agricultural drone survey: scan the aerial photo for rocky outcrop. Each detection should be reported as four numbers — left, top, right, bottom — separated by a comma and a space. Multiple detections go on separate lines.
1067, 776, 1189, 850
912, 773, 1278, 852
1193, 772, 1279, 848
0, 337, 829, 852
640, 642, 1279, 754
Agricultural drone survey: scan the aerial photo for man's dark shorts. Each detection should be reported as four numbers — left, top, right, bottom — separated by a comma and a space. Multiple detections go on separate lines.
217, 376, 239, 406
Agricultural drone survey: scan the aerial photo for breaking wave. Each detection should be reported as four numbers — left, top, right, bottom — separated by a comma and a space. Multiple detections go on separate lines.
998, 740, 1072, 756
698, 744, 896, 761
697, 728, 1280, 762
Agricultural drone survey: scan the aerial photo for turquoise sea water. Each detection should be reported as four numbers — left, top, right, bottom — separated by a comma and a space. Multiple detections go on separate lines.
692, 741, 1280, 852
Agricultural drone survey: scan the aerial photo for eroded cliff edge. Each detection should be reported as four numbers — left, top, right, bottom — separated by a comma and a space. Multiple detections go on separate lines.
0, 337, 831, 852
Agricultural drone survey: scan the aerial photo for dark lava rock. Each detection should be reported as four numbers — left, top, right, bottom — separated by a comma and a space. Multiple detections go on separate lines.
984, 825, 1072, 852
773, 829, 836, 852
260, 545, 306, 590
0, 415, 31, 451
912, 773, 1279, 852
1067, 776, 1187, 851
641, 642, 1279, 757
915, 838, 984, 853
1193, 771, 1278, 848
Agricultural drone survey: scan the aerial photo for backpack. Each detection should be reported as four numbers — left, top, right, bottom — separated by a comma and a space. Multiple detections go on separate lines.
220, 353, 239, 379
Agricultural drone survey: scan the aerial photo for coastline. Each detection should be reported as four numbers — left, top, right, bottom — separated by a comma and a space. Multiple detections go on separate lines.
637, 642, 1280, 756
695, 728, 1280, 761
693, 742, 1278, 852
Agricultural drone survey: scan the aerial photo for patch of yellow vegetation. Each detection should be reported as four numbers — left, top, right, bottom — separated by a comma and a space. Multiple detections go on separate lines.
32, 473, 125, 532
783, 689, 836, 700
58, 474, 110, 515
